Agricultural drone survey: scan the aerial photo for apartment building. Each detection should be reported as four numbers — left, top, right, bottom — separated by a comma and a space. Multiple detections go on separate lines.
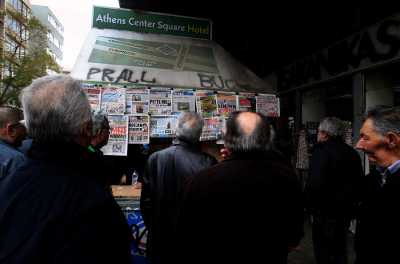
32, 5, 63, 65
0, 0, 31, 79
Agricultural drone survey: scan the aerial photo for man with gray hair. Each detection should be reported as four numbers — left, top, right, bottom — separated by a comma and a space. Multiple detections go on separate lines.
0, 75, 131, 263
140, 111, 217, 264
0, 106, 26, 179
355, 106, 400, 264
89, 109, 110, 151
176, 111, 303, 264
305, 116, 363, 264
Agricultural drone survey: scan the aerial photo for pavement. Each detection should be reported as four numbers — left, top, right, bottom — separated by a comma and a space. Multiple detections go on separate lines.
288, 216, 356, 264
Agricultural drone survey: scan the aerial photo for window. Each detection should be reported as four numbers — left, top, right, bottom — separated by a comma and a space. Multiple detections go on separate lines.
48, 14, 63, 34
3, 60, 16, 77
22, 4, 28, 18
21, 25, 27, 40
5, 15, 23, 36
16, 0, 21, 12
5, 35, 23, 58
20, 47, 25, 57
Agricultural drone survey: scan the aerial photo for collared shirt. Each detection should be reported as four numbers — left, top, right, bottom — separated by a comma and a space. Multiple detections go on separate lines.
388, 159, 400, 175
381, 160, 400, 186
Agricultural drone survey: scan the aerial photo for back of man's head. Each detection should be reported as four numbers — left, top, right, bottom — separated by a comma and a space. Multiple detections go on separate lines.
0, 106, 23, 128
224, 111, 271, 153
92, 110, 109, 136
91, 110, 110, 148
20, 75, 92, 144
318, 117, 344, 139
175, 112, 204, 144
0, 106, 26, 146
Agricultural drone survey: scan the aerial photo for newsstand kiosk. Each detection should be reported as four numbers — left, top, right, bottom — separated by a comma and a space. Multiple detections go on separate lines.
72, 6, 278, 263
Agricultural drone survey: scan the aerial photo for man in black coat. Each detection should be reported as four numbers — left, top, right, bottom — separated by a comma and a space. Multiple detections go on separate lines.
355, 106, 400, 264
176, 111, 303, 264
0, 75, 132, 264
305, 117, 363, 264
140, 111, 217, 264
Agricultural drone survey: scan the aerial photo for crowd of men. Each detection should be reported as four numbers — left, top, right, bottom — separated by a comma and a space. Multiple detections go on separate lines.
0, 74, 399, 264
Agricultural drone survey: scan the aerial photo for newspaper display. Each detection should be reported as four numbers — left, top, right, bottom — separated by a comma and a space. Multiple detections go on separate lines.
238, 92, 257, 112
256, 94, 280, 117
216, 92, 237, 118
102, 115, 129, 156
82, 87, 102, 112
128, 115, 150, 144
150, 115, 178, 138
126, 88, 150, 114
196, 90, 218, 118
200, 117, 224, 141
172, 89, 196, 113
101, 87, 126, 115
149, 87, 172, 115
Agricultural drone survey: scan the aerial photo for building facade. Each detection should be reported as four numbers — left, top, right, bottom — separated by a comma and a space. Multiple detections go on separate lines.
0, 0, 31, 79
31, 5, 63, 65
266, 13, 400, 174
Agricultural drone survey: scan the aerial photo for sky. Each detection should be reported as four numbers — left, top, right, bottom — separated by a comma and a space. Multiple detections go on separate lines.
30, 0, 119, 71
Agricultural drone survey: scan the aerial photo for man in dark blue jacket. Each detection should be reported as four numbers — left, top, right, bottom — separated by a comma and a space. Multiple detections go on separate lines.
0, 75, 131, 264
0, 106, 27, 180
140, 111, 217, 264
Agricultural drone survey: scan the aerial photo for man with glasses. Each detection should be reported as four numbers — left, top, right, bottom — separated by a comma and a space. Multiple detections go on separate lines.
0, 106, 27, 179
89, 110, 111, 153
87, 110, 115, 187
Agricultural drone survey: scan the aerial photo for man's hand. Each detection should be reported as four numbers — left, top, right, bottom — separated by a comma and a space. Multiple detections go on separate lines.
220, 147, 231, 160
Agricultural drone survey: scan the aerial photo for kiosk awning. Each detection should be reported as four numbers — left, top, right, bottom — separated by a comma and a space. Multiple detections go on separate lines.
72, 12, 274, 93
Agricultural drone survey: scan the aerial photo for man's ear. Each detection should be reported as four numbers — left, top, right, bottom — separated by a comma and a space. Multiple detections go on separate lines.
386, 132, 400, 150
6, 123, 16, 138
82, 120, 93, 138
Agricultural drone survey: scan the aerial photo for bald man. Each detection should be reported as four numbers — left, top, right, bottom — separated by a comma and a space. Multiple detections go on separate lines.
176, 111, 304, 264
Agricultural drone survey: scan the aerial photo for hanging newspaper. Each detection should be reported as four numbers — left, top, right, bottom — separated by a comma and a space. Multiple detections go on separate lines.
149, 87, 172, 115
196, 90, 218, 118
172, 89, 196, 113
200, 117, 224, 141
128, 115, 150, 144
101, 86, 126, 115
256, 94, 280, 117
238, 92, 257, 112
216, 92, 237, 118
82, 86, 102, 112
150, 115, 178, 138
102, 115, 128, 156
126, 88, 149, 114
216, 117, 227, 144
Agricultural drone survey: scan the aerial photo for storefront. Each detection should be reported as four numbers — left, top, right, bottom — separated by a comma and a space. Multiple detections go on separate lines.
267, 12, 400, 175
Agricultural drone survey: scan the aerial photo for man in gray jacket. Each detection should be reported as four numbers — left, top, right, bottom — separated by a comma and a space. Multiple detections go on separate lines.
140, 111, 217, 264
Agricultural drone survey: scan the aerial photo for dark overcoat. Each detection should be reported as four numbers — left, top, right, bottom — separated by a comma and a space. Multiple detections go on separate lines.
0, 141, 132, 264
140, 140, 217, 264
176, 151, 304, 264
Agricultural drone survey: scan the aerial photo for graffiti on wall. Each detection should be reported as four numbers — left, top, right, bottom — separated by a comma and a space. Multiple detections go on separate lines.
86, 68, 156, 84
277, 18, 400, 91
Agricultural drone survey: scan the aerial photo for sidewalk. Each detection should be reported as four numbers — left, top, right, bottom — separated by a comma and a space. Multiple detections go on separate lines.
288, 216, 356, 264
